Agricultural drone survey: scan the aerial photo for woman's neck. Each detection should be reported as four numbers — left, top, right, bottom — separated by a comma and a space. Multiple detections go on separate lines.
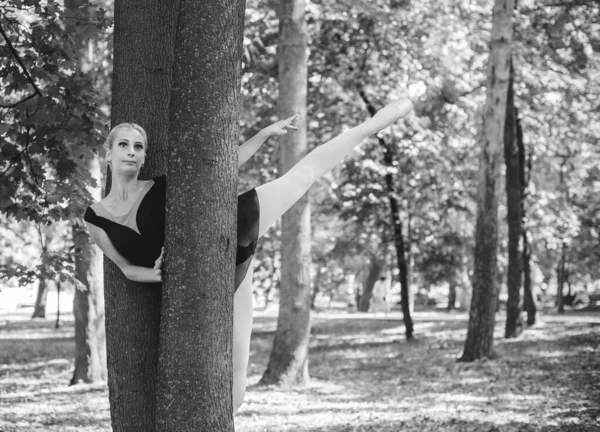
107, 171, 140, 201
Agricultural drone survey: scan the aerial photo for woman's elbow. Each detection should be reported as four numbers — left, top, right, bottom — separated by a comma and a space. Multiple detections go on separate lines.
120, 265, 135, 281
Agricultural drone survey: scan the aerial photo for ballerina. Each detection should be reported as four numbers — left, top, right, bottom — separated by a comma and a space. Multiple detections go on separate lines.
83, 95, 413, 412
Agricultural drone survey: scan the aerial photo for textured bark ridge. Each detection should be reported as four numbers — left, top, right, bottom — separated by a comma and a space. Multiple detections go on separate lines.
503, 62, 523, 339
155, 0, 245, 430
260, 0, 311, 387
461, 0, 514, 361
107, 0, 178, 430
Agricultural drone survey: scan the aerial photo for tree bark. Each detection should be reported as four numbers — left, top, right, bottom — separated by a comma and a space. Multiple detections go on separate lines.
385, 152, 414, 340
32, 278, 48, 318
107, 0, 177, 430
503, 62, 523, 339
154, 1, 245, 429
65, 0, 107, 387
518, 113, 536, 325
460, 0, 514, 361
260, 0, 311, 387
358, 255, 385, 312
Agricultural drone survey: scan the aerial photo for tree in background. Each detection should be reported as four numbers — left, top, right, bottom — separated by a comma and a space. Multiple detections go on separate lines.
154, 0, 246, 429
0, 0, 106, 289
504, 61, 523, 338
65, 0, 108, 385
461, 0, 514, 361
260, 0, 311, 387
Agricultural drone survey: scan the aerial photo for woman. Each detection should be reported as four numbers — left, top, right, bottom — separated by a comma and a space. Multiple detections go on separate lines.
84, 95, 413, 412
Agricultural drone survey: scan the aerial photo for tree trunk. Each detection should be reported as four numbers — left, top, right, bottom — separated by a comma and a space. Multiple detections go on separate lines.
460, 0, 514, 362
260, 0, 310, 387
32, 279, 48, 318
107, 1, 177, 430
65, 0, 107, 387
311, 270, 323, 310
522, 231, 536, 325
457, 254, 472, 311
518, 113, 536, 325
358, 255, 384, 312
55, 281, 61, 329
386, 159, 413, 339
154, 1, 245, 430
503, 62, 522, 339
447, 280, 457, 312
71, 219, 107, 384
358, 89, 413, 339
557, 246, 566, 313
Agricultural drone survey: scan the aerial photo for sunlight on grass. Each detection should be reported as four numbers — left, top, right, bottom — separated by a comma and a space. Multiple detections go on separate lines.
1, 311, 599, 431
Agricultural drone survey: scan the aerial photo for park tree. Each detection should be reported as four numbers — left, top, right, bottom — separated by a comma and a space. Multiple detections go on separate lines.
358, 90, 414, 339
460, 0, 514, 361
154, 0, 246, 429
0, 0, 105, 290
110, 0, 246, 429
260, 0, 311, 387
503, 61, 523, 338
64, 0, 108, 385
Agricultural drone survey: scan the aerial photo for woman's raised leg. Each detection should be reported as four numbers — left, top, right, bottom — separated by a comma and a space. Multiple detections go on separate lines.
255, 97, 413, 238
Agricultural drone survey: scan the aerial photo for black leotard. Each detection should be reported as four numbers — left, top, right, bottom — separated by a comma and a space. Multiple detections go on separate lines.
83, 175, 259, 290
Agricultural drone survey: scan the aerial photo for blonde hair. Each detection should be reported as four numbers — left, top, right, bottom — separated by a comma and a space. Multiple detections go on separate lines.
104, 123, 148, 151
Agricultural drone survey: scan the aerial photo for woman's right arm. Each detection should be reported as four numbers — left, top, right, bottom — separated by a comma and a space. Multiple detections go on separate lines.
85, 222, 162, 283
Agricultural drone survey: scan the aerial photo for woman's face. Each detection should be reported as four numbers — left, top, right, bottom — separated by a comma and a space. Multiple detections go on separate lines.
107, 128, 146, 174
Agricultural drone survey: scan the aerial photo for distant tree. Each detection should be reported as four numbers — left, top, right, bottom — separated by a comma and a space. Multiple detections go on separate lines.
65, 0, 107, 386
0, 0, 106, 289
261, 0, 311, 387
31, 280, 48, 318
358, 89, 413, 339
358, 254, 385, 312
504, 61, 523, 338
461, 0, 514, 361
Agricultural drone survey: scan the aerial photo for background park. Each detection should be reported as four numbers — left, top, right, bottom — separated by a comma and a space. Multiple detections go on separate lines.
1, 0, 599, 431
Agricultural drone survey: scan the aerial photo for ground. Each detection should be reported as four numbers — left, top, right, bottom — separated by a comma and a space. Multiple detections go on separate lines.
0, 292, 599, 431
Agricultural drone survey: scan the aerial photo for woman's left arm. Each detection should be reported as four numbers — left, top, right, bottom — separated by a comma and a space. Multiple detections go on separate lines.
237, 115, 299, 168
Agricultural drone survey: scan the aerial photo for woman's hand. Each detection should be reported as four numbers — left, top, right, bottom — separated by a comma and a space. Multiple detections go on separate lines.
153, 247, 165, 282
262, 114, 299, 137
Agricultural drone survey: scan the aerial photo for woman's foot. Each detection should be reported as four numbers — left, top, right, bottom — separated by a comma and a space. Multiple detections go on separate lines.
362, 96, 413, 135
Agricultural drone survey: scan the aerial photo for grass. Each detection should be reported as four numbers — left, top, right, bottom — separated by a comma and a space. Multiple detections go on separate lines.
1, 307, 599, 431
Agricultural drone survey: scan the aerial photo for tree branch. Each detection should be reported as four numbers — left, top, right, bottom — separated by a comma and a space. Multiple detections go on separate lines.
0, 20, 43, 98
0, 92, 37, 108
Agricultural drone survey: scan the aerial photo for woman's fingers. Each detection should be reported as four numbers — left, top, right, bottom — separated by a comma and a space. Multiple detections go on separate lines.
154, 247, 165, 269
284, 114, 299, 130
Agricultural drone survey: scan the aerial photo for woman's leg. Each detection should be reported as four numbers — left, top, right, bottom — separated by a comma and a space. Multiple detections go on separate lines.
232, 267, 254, 414
255, 97, 412, 238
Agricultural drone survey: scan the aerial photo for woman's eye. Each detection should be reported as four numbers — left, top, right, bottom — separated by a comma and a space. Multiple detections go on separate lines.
119, 142, 127, 147
135, 145, 143, 150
